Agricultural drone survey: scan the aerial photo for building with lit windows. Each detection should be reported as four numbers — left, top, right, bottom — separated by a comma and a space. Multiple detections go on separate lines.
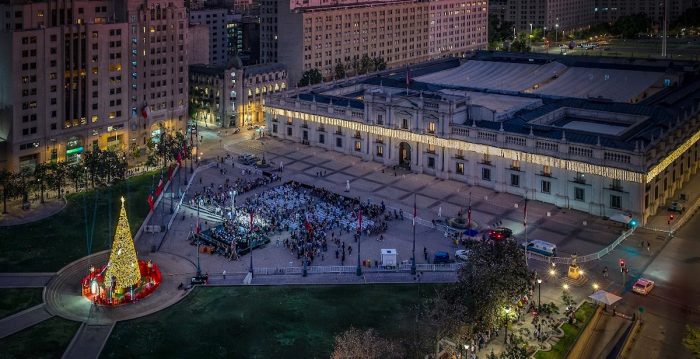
189, 8, 236, 67
190, 60, 286, 128
0, 0, 188, 170
0, 0, 130, 169
264, 53, 700, 224
124, 0, 189, 148
260, 0, 488, 86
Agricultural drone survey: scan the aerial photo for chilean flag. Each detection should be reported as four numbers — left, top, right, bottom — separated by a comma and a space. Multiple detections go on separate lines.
155, 177, 164, 197
147, 193, 155, 212
141, 105, 150, 119
304, 213, 314, 235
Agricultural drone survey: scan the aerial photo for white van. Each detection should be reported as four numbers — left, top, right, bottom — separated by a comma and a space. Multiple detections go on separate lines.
522, 240, 557, 257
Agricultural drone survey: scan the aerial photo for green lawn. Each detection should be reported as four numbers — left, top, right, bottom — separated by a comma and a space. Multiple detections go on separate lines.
0, 172, 156, 272
103, 284, 440, 359
534, 301, 598, 359
0, 316, 80, 359
0, 289, 44, 319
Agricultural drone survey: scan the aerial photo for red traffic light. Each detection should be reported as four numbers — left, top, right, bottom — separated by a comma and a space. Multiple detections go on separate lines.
619, 259, 625, 267
670, 214, 675, 221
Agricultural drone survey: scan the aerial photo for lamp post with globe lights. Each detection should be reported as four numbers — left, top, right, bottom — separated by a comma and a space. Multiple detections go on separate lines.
537, 278, 543, 310
504, 306, 511, 344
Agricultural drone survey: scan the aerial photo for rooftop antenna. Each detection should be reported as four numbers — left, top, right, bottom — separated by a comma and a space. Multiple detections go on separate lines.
561, 130, 567, 142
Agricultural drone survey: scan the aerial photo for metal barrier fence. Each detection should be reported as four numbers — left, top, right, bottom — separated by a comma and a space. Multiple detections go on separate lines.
251, 262, 464, 276
526, 226, 637, 265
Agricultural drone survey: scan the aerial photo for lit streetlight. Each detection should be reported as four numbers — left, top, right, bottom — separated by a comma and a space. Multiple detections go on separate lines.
537, 278, 543, 309
563, 283, 569, 291
504, 306, 511, 344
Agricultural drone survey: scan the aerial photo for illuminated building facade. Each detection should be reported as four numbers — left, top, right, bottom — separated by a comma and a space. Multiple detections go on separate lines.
265, 54, 700, 224
190, 61, 286, 128
260, 0, 488, 86
0, 0, 188, 170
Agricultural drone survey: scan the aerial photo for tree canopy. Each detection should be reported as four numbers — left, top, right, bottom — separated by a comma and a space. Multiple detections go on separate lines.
298, 68, 323, 87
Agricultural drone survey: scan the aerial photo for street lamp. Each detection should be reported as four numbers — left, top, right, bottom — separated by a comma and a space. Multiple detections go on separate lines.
537, 278, 542, 310
563, 283, 569, 291
593, 283, 599, 293
504, 306, 511, 344
555, 24, 559, 43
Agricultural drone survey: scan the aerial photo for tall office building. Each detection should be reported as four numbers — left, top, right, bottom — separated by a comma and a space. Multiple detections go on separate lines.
0, 0, 130, 169
489, 0, 592, 32
0, 0, 188, 170
189, 8, 235, 67
122, 0, 188, 149
260, 0, 488, 85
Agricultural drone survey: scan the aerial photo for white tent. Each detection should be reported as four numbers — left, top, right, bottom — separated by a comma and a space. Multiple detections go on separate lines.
588, 290, 622, 305
609, 213, 632, 225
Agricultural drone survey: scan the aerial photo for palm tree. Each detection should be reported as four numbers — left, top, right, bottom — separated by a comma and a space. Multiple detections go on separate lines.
33, 163, 49, 203
48, 162, 68, 198
0, 169, 13, 214
12, 167, 33, 206
67, 164, 85, 193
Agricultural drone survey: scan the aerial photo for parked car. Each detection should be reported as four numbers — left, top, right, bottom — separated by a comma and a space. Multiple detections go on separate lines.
483, 227, 513, 241
632, 278, 655, 295
433, 251, 450, 264
668, 200, 686, 213
455, 249, 470, 262
522, 240, 557, 256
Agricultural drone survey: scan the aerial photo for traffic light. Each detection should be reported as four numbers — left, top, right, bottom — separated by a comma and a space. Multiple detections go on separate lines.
619, 258, 626, 272
629, 219, 638, 228
668, 214, 675, 225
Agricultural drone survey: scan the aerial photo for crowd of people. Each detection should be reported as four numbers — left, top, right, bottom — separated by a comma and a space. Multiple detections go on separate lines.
188, 173, 281, 216
197, 181, 391, 265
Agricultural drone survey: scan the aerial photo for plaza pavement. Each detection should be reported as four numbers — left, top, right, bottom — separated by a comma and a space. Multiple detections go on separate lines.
1, 127, 698, 358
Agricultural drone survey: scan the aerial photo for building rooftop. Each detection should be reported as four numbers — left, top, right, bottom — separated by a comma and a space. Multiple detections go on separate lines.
281, 52, 700, 152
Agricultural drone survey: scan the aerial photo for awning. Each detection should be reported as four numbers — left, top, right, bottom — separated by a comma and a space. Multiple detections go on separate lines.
588, 290, 622, 305
609, 213, 632, 224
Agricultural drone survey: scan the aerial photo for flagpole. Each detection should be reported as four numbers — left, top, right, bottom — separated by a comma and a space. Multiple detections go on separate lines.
411, 194, 417, 275
524, 193, 529, 268
356, 207, 362, 276
249, 211, 254, 277
196, 202, 201, 277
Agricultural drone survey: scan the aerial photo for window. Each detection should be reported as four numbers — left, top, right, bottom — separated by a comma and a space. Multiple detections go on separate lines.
376, 145, 383, 157
319, 134, 325, 144
354, 141, 361, 152
377, 114, 383, 125
511, 160, 520, 170
287, 127, 292, 136
427, 121, 436, 134
401, 118, 409, 129
427, 144, 435, 154
611, 179, 622, 191
574, 187, 585, 202
541, 180, 551, 194
481, 168, 491, 181
456, 162, 464, 174
610, 195, 621, 209
336, 137, 342, 148
542, 165, 552, 177
574, 172, 586, 184
511, 174, 520, 187
427, 157, 435, 168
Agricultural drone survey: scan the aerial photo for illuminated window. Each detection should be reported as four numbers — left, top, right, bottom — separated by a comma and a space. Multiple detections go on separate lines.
355, 140, 361, 151
91, 115, 98, 122
427, 122, 436, 134
109, 112, 116, 119
376, 145, 383, 157
542, 165, 551, 176
511, 160, 520, 170
456, 162, 464, 174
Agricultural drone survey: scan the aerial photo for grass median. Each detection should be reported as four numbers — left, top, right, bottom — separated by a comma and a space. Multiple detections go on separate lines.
534, 301, 597, 359
103, 284, 440, 358
0, 288, 44, 320
0, 171, 156, 272
0, 316, 80, 359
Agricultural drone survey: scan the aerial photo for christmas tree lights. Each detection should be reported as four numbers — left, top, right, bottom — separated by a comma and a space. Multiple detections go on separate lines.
104, 197, 141, 291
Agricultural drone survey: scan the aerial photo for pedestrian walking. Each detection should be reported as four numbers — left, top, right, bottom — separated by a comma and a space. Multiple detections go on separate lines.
646, 241, 651, 253
222, 270, 226, 280
603, 266, 608, 278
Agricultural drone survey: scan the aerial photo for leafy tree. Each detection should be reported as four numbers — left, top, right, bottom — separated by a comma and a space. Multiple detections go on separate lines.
331, 327, 404, 359
488, 14, 515, 44
298, 68, 323, 87
373, 57, 387, 71
335, 63, 346, 80
147, 125, 189, 171
47, 162, 68, 198
453, 239, 531, 333
33, 163, 49, 203
611, 14, 652, 38
683, 325, 700, 357
673, 7, 700, 28
67, 164, 86, 193
510, 37, 531, 52
0, 169, 13, 213
359, 54, 373, 74
500, 335, 529, 359
11, 167, 33, 204
421, 286, 470, 358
